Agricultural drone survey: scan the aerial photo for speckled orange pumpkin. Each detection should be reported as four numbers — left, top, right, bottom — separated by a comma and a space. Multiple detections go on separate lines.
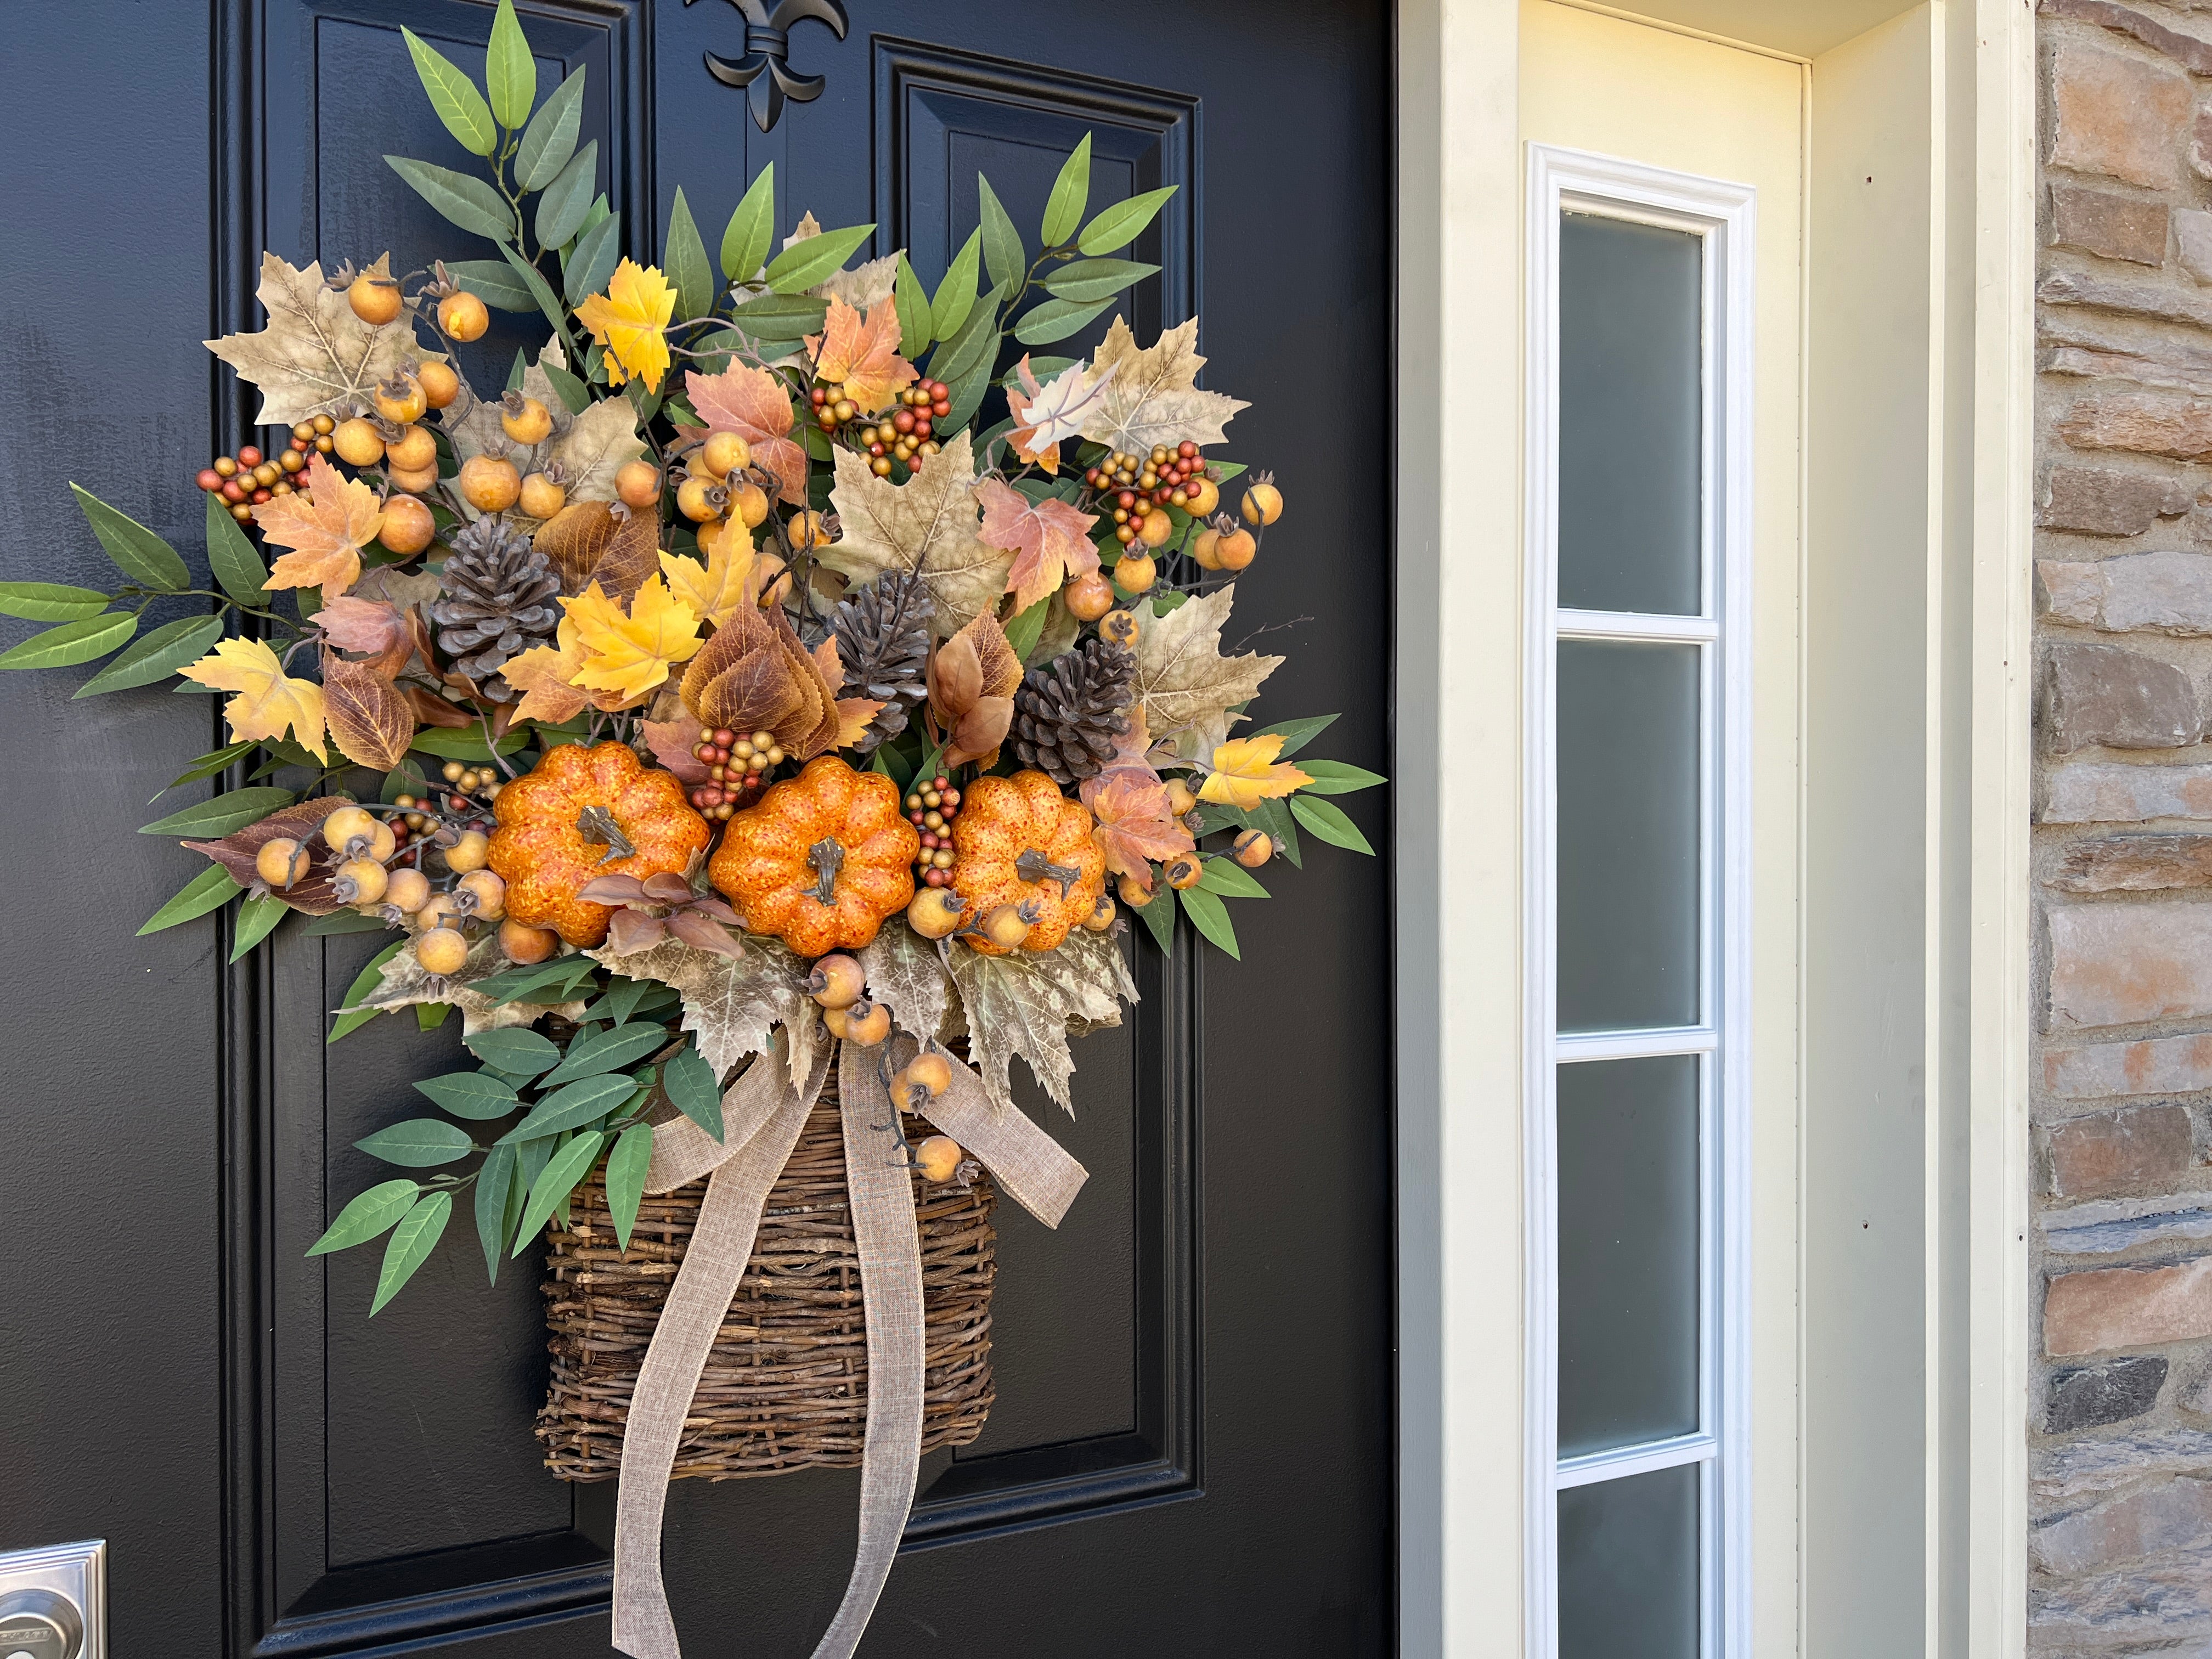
948, 769, 1105, 956
487, 742, 711, 947
709, 755, 918, 957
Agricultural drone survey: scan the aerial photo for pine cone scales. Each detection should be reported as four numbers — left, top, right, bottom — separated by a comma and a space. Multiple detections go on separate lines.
1012, 639, 1135, 786
430, 517, 560, 699
830, 571, 933, 753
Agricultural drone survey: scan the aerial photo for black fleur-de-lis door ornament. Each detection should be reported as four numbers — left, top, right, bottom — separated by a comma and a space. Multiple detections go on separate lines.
684, 0, 850, 133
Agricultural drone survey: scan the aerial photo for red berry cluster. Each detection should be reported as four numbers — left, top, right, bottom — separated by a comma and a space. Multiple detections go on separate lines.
1086, 441, 1210, 545
393, 761, 503, 845
196, 417, 337, 523
689, 727, 782, 821
811, 379, 952, 477
909, 776, 961, 887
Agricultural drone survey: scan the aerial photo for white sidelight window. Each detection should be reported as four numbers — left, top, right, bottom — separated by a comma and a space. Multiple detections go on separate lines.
1524, 146, 1754, 1659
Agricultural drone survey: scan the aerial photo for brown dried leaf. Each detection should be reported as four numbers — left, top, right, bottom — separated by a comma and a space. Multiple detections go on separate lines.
182, 797, 351, 914
588, 504, 663, 603
533, 500, 619, 595
641, 710, 709, 782
974, 478, 1101, 613
321, 652, 415, 771
944, 694, 1013, 770
686, 362, 808, 506
407, 686, 479, 729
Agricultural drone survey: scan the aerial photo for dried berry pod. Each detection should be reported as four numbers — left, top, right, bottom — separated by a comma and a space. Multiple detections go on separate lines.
1232, 829, 1274, 869
320, 805, 376, 850
384, 867, 432, 914
456, 869, 506, 921
500, 393, 553, 445
332, 417, 385, 467
1064, 569, 1114, 621
1164, 777, 1197, 817
415, 925, 469, 977
822, 1005, 850, 1040
808, 953, 866, 1009
977, 902, 1033, 951
1098, 610, 1139, 650
499, 918, 558, 963
334, 857, 390, 906
1240, 471, 1282, 526
439, 290, 490, 343
896, 1050, 953, 1109
417, 360, 461, 409
907, 887, 966, 939
1216, 525, 1257, 571
1085, 893, 1118, 932
843, 1001, 891, 1045
257, 837, 307, 889
701, 430, 751, 478
444, 830, 490, 873
1116, 873, 1154, 908
1115, 551, 1158, 592
386, 423, 437, 473
1184, 476, 1221, 518
459, 454, 521, 513
518, 471, 567, 520
379, 494, 436, 556
347, 273, 403, 326
730, 481, 771, 528
373, 373, 428, 425
914, 1135, 964, 1183
1165, 854, 1203, 890
614, 460, 661, 510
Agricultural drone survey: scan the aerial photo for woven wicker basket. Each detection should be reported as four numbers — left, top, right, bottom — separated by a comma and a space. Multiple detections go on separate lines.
535, 1070, 997, 1482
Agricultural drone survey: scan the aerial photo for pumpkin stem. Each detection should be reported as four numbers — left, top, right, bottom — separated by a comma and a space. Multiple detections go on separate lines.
576, 804, 636, 866
1016, 847, 1082, 897
804, 837, 844, 905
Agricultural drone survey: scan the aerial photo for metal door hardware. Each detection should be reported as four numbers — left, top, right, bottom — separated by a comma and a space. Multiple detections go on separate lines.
0, 1543, 103, 1659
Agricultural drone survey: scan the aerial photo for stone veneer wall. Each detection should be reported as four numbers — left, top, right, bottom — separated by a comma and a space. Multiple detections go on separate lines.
2034, 2, 2212, 1650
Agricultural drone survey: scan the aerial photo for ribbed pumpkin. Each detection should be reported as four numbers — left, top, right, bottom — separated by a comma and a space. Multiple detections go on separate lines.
487, 742, 712, 947
709, 755, 918, 957
948, 769, 1104, 956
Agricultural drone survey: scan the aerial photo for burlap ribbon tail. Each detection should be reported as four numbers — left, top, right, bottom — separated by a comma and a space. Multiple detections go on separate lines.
611, 1027, 1090, 1659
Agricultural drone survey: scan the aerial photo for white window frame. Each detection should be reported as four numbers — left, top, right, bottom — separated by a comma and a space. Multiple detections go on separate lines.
1521, 143, 1756, 1659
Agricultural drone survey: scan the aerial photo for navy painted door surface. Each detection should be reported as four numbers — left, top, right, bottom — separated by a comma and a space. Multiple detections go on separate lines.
1, 4, 1391, 1654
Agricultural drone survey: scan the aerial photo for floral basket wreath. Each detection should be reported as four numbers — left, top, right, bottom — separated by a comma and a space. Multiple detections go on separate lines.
0, 5, 1383, 1654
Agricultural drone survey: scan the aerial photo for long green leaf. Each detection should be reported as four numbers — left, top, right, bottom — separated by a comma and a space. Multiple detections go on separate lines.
541, 353, 590, 414
1251, 712, 1339, 759
371, 1191, 453, 1313
1013, 295, 1111, 346
0, 612, 136, 670
542, 1023, 669, 1086
606, 1122, 653, 1250
308, 1179, 420, 1255
205, 493, 269, 605
1040, 134, 1092, 247
385, 155, 517, 244
497, 1073, 634, 1143
1077, 186, 1177, 256
464, 1026, 562, 1077
74, 614, 222, 698
0, 581, 109, 622
510, 1130, 606, 1256
937, 351, 996, 438
929, 280, 1007, 390
930, 228, 983, 341
565, 208, 622, 304
728, 290, 827, 336
535, 139, 599, 251
1003, 596, 1049, 663
517, 63, 585, 190
1135, 882, 1177, 954
328, 939, 407, 1041
1254, 797, 1302, 867
400, 26, 496, 155
499, 241, 577, 349
893, 253, 932, 356
1044, 257, 1160, 304
163, 738, 257, 791
356, 1118, 475, 1167
1289, 793, 1375, 854
1175, 884, 1240, 958
975, 176, 1024, 292
70, 484, 189, 591
662, 1043, 723, 1142
303, 908, 388, 938
415, 1071, 523, 1120
720, 165, 775, 283
475, 1143, 516, 1283
228, 891, 290, 962
762, 223, 875, 294
663, 185, 715, 320
446, 257, 536, 312
1296, 759, 1387, 795
138, 864, 244, 937
1196, 858, 1270, 900
408, 726, 531, 764
484, 0, 536, 129
139, 786, 296, 837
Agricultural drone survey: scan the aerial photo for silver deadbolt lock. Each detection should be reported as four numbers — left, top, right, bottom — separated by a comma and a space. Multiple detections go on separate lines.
0, 1543, 101, 1659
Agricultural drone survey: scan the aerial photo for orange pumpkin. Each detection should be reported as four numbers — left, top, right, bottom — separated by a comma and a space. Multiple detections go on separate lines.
948, 769, 1105, 956
487, 742, 712, 947
709, 755, 918, 957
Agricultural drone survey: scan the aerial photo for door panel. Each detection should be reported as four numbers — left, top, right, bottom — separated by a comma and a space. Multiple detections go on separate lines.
2, 3, 1391, 1653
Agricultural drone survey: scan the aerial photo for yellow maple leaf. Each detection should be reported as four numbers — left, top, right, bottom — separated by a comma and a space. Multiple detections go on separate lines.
252, 454, 383, 596
561, 575, 703, 703
575, 259, 676, 391
1197, 732, 1311, 810
806, 295, 917, 415
180, 636, 328, 760
658, 531, 755, 628
499, 620, 592, 725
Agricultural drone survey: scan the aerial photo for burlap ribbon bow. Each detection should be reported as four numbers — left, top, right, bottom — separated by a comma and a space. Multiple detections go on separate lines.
611, 1026, 1090, 1658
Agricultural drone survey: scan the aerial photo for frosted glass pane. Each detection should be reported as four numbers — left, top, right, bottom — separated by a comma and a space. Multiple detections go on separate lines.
1558, 212, 1702, 616
1557, 1056, 1701, 1455
1556, 640, 1701, 1032
1558, 1463, 1701, 1659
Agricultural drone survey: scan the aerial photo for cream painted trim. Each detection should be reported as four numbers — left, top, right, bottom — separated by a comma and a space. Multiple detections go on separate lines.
1541, 0, 1815, 62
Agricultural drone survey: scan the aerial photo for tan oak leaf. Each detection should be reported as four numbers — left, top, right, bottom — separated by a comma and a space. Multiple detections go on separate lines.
252, 455, 383, 596
205, 252, 442, 427
974, 478, 1102, 613
1127, 583, 1281, 756
590, 935, 820, 1087
686, 361, 809, 505
1076, 316, 1248, 456
819, 430, 1011, 639
946, 926, 1138, 1114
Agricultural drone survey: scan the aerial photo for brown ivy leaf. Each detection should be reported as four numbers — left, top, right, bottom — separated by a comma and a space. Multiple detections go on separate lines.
589, 934, 819, 1087
946, 927, 1138, 1115
321, 651, 415, 771
686, 361, 809, 506
252, 455, 384, 596
1128, 583, 1282, 756
312, 595, 412, 675
205, 252, 441, 427
1076, 317, 1248, 456
819, 431, 1012, 639
182, 797, 350, 914
974, 478, 1101, 613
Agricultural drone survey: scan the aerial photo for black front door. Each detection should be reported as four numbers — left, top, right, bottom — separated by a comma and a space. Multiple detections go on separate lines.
2, 3, 1392, 1654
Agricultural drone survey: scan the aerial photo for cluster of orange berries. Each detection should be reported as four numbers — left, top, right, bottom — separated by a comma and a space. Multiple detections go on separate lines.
688, 727, 782, 819
672, 431, 771, 559
1086, 441, 1220, 548
813, 379, 951, 477
196, 419, 339, 521
906, 776, 962, 888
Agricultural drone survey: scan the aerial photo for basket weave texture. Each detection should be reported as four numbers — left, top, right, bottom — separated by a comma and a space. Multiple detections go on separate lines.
535, 1071, 997, 1481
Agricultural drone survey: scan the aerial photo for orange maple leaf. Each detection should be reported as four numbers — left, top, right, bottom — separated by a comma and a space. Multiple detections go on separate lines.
806, 296, 917, 416
973, 478, 1102, 614
1082, 768, 1194, 888
180, 636, 328, 760
252, 455, 383, 596
686, 362, 809, 506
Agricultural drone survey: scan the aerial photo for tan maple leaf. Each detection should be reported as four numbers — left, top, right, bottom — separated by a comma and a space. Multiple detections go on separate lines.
807, 295, 917, 415
1128, 584, 1282, 757
205, 252, 441, 427
180, 636, 328, 760
819, 431, 1012, 639
945, 928, 1137, 1115
1077, 317, 1248, 456
973, 478, 1102, 613
588, 934, 820, 1088
817, 250, 901, 310
686, 362, 809, 505
252, 455, 383, 596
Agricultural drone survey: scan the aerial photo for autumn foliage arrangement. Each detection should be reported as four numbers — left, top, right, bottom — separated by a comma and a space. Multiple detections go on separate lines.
1, 9, 1381, 1622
